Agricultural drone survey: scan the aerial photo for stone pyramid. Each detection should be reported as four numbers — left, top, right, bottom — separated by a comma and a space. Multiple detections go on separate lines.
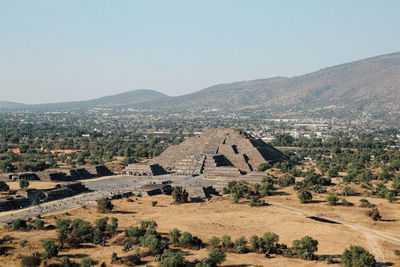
149, 128, 285, 176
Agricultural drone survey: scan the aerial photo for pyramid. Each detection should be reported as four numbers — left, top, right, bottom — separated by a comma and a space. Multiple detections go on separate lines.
149, 128, 286, 176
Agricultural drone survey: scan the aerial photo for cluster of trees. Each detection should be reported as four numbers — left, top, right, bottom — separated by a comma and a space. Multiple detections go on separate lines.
0, 120, 183, 173
223, 179, 276, 206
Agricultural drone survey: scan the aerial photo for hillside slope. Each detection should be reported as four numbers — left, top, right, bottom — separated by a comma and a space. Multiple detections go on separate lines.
143, 52, 400, 113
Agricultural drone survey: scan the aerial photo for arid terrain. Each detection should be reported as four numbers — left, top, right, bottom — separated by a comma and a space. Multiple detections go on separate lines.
1, 174, 399, 266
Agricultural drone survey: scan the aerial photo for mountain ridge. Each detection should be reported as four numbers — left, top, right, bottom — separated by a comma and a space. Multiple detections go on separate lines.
1, 52, 400, 116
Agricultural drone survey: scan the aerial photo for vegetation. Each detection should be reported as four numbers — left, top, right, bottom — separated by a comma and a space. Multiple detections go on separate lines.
298, 190, 312, 204
342, 246, 376, 267
172, 186, 189, 204
292, 236, 318, 260
97, 197, 114, 213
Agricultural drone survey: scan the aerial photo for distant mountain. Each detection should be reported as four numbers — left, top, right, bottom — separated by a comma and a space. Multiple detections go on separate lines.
76, 89, 169, 106
34, 89, 169, 109
0, 101, 26, 109
144, 52, 400, 114
2, 52, 400, 119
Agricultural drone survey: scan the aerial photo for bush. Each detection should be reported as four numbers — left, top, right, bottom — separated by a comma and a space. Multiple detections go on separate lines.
122, 254, 141, 266
292, 236, 318, 260
61, 256, 73, 267
368, 208, 381, 221
169, 228, 181, 244
152, 201, 158, 207
159, 249, 184, 267
19, 179, 30, 189
97, 197, 114, 213
34, 219, 45, 230
20, 255, 42, 267
233, 237, 248, 254
172, 186, 189, 204
341, 197, 353, 207
179, 232, 194, 248
359, 199, 375, 208
80, 257, 98, 267
12, 219, 27, 230
221, 236, 233, 250
342, 246, 376, 267
208, 247, 226, 266
257, 162, 271, 172
43, 240, 58, 258
326, 194, 339, 206
342, 186, 355, 196
208, 236, 220, 248
298, 190, 312, 204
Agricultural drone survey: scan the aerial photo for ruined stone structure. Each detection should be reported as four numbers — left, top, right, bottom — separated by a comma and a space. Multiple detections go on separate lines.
0, 182, 89, 212
1, 165, 114, 182
149, 128, 286, 178
122, 163, 166, 176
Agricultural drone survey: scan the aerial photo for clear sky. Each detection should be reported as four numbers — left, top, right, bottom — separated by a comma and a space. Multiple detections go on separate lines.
1, 0, 400, 104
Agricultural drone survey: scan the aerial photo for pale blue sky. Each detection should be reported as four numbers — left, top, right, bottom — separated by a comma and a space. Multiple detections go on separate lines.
1, 0, 400, 104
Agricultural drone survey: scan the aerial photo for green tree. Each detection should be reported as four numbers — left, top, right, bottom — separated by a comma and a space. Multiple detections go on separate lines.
172, 186, 189, 204
43, 240, 58, 258
292, 236, 318, 260
19, 179, 30, 189
169, 228, 181, 244
80, 257, 98, 267
208, 247, 226, 266
97, 197, 114, 213
342, 246, 376, 267
298, 190, 313, 204
326, 194, 339, 206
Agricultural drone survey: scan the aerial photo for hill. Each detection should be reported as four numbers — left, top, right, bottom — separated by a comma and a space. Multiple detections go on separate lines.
2, 52, 400, 119
144, 52, 400, 114
0, 101, 26, 109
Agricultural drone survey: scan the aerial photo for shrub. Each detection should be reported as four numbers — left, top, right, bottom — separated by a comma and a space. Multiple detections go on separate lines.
292, 236, 318, 260
341, 197, 353, 207
34, 219, 45, 230
152, 201, 158, 207
208, 247, 226, 266
233, 237, 248, 254
249, 195, 264, 207
342, 246, 376, 267
342, 186, 355, 196
257, 162, 271, 172
169, 228, 181, 244
43, 240, 58, 258
179, 232, 193, 248
159, 249, 184, 267
208, 236, 220, 248
12, 219, 27, 230
61, 256, 73, 267
326, 194, 339, 206
122, 254, 141, 265
19, 179, 30, 189
359, 199, 375, 208
279, 175, 296, 187
80, 257, 98, 267
140, 232, 167, 254
97, 197, 114, 213
20, 255, 42, 267
172, 186, 189, 204
368, 208, 381, 221
298, 190, 312, 204
221, 236, 233, 250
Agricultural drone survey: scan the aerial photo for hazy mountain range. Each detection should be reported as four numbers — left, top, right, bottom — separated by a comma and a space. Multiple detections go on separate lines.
2, 52, 400, 116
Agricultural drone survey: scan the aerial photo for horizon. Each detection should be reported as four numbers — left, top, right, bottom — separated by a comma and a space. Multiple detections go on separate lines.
1, 1, 400, 104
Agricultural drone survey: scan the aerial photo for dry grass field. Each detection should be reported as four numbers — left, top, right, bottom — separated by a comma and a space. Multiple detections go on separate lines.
1, 185, 399, 267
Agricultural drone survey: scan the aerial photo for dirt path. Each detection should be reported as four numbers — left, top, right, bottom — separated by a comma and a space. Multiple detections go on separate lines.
270, 202, 400, 266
